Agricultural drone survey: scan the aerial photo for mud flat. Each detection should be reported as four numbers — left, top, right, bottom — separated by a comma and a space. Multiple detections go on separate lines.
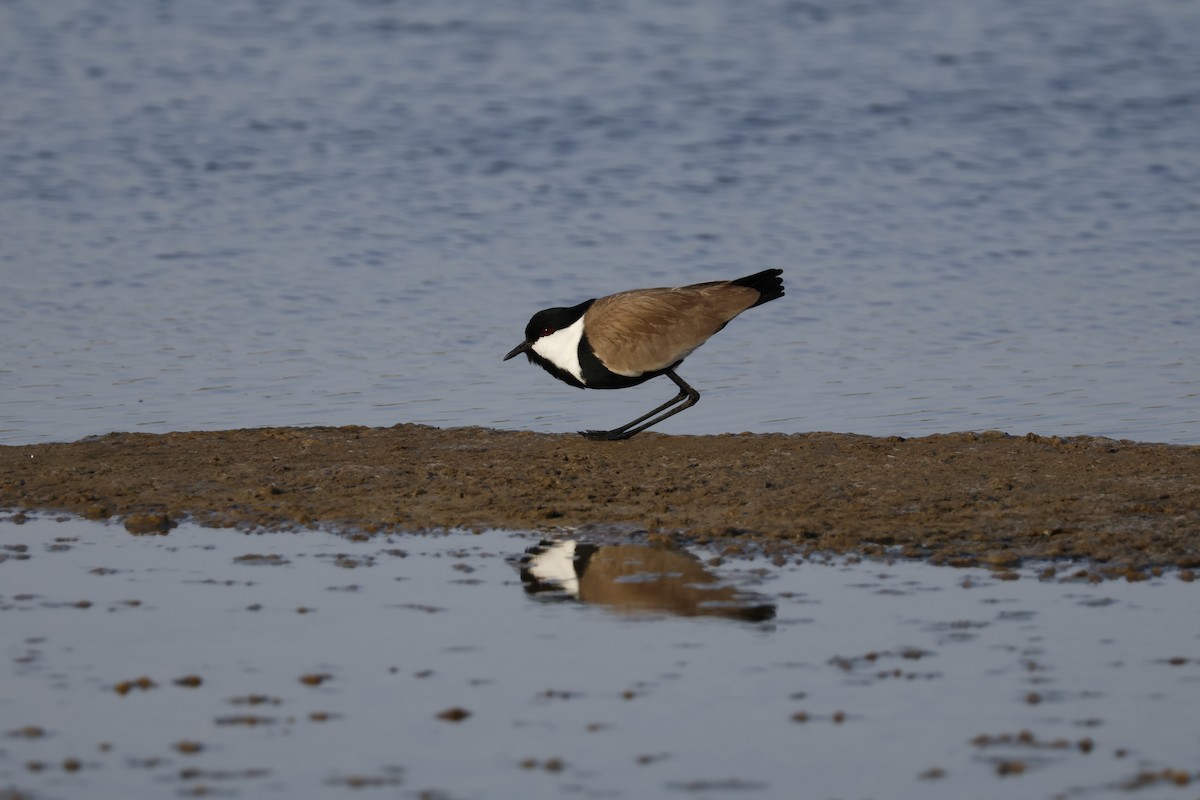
2, 425, 1198, 577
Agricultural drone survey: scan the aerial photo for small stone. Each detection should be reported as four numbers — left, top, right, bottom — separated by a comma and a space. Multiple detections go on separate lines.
124, 512, 173, 535
10, 726, 46, 739
299, 673, 331, 687
436, 707, 470, 722
115, 676, 157, 695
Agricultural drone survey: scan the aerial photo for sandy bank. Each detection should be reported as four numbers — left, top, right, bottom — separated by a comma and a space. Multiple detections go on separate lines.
2, 425, 1198, 578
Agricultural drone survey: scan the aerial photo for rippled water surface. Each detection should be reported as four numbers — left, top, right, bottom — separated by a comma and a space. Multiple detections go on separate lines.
1, 0, 1197, 443
2, 517, 1198, 799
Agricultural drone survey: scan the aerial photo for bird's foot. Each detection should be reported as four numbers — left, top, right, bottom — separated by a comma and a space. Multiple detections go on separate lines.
579, 429, 633, 441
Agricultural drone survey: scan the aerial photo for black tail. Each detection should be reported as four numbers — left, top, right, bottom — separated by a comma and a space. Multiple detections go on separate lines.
732, 268, 784, 308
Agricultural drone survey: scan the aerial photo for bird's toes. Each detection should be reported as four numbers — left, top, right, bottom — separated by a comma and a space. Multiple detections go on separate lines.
579, 429, 632, 441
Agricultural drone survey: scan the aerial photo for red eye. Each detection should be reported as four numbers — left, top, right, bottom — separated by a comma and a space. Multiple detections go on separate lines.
540, 326, 556, 337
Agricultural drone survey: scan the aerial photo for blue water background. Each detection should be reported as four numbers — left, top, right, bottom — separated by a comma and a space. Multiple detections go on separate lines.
2, 0, 1198, 444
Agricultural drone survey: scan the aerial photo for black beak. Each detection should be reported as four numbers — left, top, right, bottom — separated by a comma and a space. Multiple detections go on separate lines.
503, 340, 533, 361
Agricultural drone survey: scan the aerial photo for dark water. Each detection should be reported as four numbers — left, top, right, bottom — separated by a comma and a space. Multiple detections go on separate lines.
2, 0, 1198, 443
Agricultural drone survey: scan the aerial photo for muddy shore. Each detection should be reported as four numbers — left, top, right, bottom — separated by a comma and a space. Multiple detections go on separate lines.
2, 425, 1198, 578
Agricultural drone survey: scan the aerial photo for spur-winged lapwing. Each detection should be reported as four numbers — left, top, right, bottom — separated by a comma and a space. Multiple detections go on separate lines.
503, 268, 784, 440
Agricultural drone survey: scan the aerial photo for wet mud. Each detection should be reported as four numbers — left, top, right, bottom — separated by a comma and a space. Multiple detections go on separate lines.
1, 424, 1198, 576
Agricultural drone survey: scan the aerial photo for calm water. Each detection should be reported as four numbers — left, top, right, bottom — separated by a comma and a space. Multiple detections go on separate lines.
0, 0, 1197, 444
3, 516, 1199, 800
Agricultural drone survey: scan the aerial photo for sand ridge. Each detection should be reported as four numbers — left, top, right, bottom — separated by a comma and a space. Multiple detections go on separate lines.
2, 424, 1198, 578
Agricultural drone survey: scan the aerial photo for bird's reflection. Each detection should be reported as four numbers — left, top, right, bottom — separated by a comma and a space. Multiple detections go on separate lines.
518, 540, 775, 622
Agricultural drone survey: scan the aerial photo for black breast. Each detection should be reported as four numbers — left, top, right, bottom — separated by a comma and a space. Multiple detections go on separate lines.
577, 334, 663, 390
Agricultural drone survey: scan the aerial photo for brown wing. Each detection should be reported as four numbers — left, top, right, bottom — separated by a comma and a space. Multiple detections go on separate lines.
584, 281, 761, 376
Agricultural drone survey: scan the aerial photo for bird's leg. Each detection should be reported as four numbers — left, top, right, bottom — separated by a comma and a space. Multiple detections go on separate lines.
580, 370, 701, 441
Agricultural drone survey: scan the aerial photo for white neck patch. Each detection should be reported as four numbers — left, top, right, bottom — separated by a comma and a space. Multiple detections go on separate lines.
527, 540, 580, 597
531, 315, 586, 384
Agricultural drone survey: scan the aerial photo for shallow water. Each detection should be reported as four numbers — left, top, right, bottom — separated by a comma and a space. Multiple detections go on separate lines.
2, 517, 1197, 799
2, 0, 1199, 444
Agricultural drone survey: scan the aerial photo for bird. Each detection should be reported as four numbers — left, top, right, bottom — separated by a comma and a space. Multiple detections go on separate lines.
502, 268, 784, 440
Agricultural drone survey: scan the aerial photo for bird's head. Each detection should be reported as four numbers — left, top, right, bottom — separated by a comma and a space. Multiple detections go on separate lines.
502, 306, 585, 362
